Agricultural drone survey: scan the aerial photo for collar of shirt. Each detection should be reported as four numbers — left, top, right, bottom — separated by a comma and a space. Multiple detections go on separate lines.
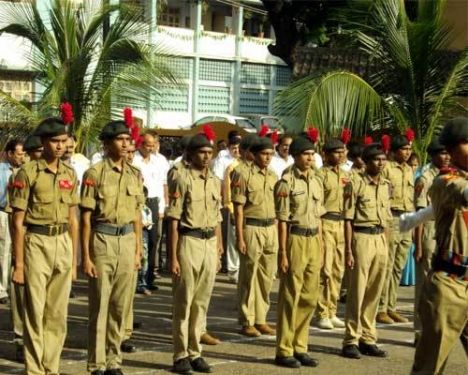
37, 159, 69, 174
189, 167, 214, 180
292, 165, 313, 181
362, 173, 384, 186
252, 163, 270, 176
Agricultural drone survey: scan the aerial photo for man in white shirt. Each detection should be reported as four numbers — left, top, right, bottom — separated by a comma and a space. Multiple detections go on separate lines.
133, 133, 169, 290
63, 135, 90, 185
269, 134, 294, 178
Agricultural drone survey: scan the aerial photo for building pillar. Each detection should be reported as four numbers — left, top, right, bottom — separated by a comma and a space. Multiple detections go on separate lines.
191, 0, 202, 122
233, 5, 243, 115
146, 0, 158, 127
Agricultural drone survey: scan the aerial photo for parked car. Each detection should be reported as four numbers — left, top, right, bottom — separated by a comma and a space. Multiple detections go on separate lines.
242, 114, 284, 132
192, 115, 257, 133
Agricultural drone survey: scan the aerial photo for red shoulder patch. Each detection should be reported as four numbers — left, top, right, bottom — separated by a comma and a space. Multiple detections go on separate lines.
83, 179, 96, 187
59, 179, 74, 190
11, 180, 24, 189
172, 191, 180, 199
463, 210, 468, 228
276, 191, 288, 198
341, 177, 350, 186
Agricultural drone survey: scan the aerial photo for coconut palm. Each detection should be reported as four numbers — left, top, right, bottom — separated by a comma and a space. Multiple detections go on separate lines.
275, 0, 467, 161
0, 0, 176, 150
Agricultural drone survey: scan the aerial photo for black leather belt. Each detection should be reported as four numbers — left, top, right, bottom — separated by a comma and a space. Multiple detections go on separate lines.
433, 256, 468, 280
322, 212, 344, 221
245, 218, 275, 227
354, 226, 385, 235
146, 197, 160, 202
290, 226, 318, 237
94, 223, 134, 236
28, 224, 69, 236
391, 209, 407, 217
179, 227, 216, 239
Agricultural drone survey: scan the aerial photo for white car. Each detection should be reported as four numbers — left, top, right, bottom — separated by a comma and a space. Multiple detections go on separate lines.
192, 115, 257, 133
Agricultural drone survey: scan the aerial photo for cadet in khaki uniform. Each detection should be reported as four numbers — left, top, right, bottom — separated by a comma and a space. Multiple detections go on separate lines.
8, 135, 43, 363
81, 120, 144, 375
377, 134, 414, 324
167, 133, 222, 374
274, 136, 325, 369
10, 117, 79, 375
315, 139, 350, 330
413, 138, 450, 343
412, 117, 468, 374
342, 144, 391, 359
231, 137, 278, 337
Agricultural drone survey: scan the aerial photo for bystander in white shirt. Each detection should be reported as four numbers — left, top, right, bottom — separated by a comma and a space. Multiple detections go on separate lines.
270, 152, 294, 179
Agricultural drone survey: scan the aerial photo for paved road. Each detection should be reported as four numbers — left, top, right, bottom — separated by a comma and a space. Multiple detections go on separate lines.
0, 274, 466, 374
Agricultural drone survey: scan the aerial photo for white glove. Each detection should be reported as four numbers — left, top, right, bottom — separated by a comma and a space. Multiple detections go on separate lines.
399, 206, 434, 232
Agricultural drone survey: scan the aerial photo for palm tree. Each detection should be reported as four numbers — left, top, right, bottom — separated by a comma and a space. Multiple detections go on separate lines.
275, 0, 467, 161
0, 0, 176, 150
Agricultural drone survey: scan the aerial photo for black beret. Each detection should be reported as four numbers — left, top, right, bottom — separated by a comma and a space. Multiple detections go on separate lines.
250, 137, 274, 153
33, 117, 69, 137
289, 136, 315, 156
323, 138, 345, 151
178, 135, 192, 150
427, 137, 445, 155
23, 135, 43, 152
439, 117, 468, 147
347, 142, 364, 159
99, 120, 131, 141
187, 134, 213, 151
240, 134, 258, 151
362, 143, 386, 162
391, 135, 410, 151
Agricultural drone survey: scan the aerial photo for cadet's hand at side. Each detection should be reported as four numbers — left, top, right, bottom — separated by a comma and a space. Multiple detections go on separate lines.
346, 251, 354, 269
83, 259, 98, 278
237, 239, 247, 255
72, 266, 77, 281
134, 252, 141, 270
279, 255, 289, 274
12, 266, 24, 285
172, 259, 181, 277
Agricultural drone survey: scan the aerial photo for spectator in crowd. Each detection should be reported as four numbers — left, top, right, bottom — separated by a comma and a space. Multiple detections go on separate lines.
269, 134, 294, 179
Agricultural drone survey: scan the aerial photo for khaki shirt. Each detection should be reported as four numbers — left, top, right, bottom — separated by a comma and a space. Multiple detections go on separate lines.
167, 159, 189, 187
350, 168, 365, 184
223, 159, 240, 212
80, 158, 144, 225
166, 167, 222, 229
10, 159, 79, 225
382, 161, 414, 211
274, 165, 325, 227
429, 168, 467, 264
231, 163, 277, 219
415, 165, 438, 209
344, 173, 392, 228
317, 165, 351, 214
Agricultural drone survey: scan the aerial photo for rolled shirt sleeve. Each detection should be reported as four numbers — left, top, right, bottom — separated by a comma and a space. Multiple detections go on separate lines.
10, 169, 30, 211
80, 169, 98, 210
166, 176, 186, 220
274, 179, 291, 222
231, 170, 247, 205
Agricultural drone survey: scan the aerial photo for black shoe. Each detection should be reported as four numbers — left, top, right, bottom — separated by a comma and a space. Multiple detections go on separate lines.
91, 371, 105, 375
274, 356, 301, 368
172, 358, 193, 374
358, 342, 388, 357
0, 297, 9, 304
69, 289, 76, 298
104, 369, 123, 375
342, 345, 361, 359
133, 322, 143, 330
190, 357, 212, 373
147, 284, 159, 291
294, 352, 318, 367
15, 345, 24, 363
120, 340, 136, 353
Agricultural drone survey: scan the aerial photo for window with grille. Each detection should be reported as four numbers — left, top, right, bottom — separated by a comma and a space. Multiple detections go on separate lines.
160, 7, 181, 27
200, 60, 232, 82
276, 66, 292, 87
157, 84, 189, 112
239, 89, 269, 114
198, 86, 230, 114
240, 63, 270, 85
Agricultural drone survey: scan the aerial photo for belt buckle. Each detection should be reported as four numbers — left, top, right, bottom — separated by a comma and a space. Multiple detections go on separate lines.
48, 225, 59, 236
201, 229, 209, 239
117, 226, 124, 236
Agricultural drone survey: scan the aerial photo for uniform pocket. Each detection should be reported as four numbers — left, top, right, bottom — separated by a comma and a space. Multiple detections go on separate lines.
32, 193, 53, 203
247, 189, 262, 205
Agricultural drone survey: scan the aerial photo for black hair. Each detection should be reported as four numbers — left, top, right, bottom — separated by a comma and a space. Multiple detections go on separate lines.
4, 138, 24, 153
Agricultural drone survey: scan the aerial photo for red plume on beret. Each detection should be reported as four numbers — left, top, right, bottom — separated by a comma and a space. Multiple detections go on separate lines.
364, 136, 373, 145
60, 102, 74, 125
258, 124, 270, 137
306, 127, 319, 144
135, 135, 144, 149
381, 134, 391, 153
340, 128, 352, 145
123, 107, 133, 129
130, 125, 140, 143
270, 130, 279, 145
202, 124, 216, 142
405, 128, 415, 142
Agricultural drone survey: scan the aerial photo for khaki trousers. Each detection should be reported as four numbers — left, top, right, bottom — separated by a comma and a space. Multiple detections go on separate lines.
172, 235, 217, 361
379, 216, 412, 313
412, 272, 468, 374
414, 221, 435, 338
23, 232, 73, 375
0, 210, 12, 299
87, 232, 136, 372
10, 269, 25, 343
276, 233, 321, 357
123, 270, 138, 341
316, 219, 345, 319
344, 232, 387, 346
238, 224, 278, 326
